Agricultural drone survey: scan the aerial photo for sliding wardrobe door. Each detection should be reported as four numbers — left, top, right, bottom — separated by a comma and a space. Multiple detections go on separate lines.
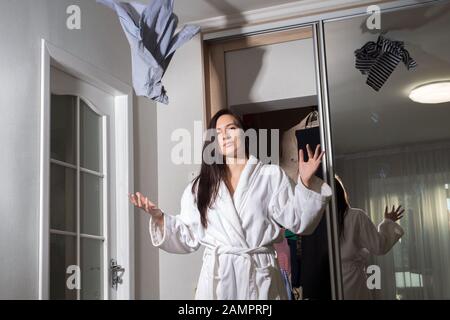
323, 1, 450, 300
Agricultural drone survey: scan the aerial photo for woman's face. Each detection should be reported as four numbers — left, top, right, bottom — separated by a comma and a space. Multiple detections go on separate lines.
215, 114, 244, 158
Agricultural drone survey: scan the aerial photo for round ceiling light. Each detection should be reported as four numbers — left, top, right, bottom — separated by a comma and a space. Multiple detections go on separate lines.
409, 81, 450, 104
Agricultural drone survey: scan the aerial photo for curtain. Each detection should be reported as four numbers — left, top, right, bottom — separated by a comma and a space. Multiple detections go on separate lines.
335, 140, 450, 299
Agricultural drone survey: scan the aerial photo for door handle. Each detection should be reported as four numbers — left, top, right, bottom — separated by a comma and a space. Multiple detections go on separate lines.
110, 259, 125, 290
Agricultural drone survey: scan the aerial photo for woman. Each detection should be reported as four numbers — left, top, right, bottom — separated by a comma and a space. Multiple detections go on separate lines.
129, 109, 332, 299
334, 175, 405, 300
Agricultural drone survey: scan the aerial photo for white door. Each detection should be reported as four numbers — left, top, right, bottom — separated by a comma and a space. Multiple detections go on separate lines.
48, 66, 122, 299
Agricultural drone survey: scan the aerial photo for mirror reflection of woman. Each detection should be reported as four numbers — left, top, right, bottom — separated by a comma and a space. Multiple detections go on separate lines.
130, 109, 332, 299
334, 175, 405, 300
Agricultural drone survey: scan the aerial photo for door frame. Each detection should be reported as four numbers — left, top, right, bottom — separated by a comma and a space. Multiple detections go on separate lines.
39, 39, 135, 300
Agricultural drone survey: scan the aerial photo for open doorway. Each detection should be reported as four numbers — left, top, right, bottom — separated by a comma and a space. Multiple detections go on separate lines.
203, 26, 333, 300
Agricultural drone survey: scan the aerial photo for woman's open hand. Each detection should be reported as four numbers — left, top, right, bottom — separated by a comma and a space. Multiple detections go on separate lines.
129, 192, 163, 219
298, 144, 325, 188
384, 205, 405, 222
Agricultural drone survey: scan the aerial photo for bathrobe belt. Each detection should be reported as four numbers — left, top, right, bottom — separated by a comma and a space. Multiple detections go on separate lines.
204, 244, 278, 299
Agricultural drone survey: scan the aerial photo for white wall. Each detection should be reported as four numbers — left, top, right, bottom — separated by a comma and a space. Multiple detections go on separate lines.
0, 0, 159, 299
156, 34, 206, 299
133, 96, 159, 300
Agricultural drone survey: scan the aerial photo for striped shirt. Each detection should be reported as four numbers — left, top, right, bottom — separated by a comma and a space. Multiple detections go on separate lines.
355, 34, 417, 91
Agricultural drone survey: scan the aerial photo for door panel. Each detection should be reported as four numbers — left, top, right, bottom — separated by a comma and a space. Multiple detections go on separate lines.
50, 163, 77, 233
49, 234, 77, 300
80, 172, 103, 236
80, 237, 104, 300
50, 95, 77, 165
80, 99, 103, 172
50, 66, 118, 299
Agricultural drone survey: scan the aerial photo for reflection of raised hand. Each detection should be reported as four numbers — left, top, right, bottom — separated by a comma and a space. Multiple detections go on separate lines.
298, 144, 325, 189
129, 192, 164, 220
384, 205, 405, 222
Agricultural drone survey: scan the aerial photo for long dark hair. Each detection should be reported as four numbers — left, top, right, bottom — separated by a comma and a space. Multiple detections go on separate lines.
192, 109, 248, 228
334, 174, 350, 240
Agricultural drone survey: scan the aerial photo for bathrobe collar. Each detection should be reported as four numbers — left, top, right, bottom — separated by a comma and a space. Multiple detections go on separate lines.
232, 155, 261, 212
214, 155, 262, 249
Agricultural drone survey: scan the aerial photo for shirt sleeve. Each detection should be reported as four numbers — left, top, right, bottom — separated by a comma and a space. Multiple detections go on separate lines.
148, 185, 201, 254
357, 211, 404, 255
269, 167, 332, 235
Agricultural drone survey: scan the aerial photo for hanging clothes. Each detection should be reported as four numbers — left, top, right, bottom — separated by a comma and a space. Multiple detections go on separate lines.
287, 238, 301, 289
284, 229, 298, 241
279, 110, 331, 299
294, 111, 332, 300
97, 0, 200, 104
284, 229, 301, 291
354, 33, 417, 91
280, 269, 293, 300
149, 155, 332, 299
273, 232, 291, 275
273, 232, 294, 300
279, 112, 318, 181
297, 210, 331, 300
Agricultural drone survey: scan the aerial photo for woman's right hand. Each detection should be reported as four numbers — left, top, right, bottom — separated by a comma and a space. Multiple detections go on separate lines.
129, 192, 163, 220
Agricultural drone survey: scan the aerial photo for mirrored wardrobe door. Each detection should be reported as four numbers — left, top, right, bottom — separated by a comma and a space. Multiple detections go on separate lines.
324, 1, 450, 300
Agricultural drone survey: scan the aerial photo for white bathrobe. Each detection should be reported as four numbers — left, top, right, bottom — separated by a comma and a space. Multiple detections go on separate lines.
340, 207, 404, 300
149, 155, 332, 299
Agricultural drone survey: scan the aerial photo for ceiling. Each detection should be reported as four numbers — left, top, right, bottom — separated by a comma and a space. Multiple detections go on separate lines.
135, 0, 304, 24
174, 0, 302, 24
171, 0, 301, 23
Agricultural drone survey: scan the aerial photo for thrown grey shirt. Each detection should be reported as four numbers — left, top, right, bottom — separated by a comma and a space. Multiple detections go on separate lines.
98, 0, 200, 104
